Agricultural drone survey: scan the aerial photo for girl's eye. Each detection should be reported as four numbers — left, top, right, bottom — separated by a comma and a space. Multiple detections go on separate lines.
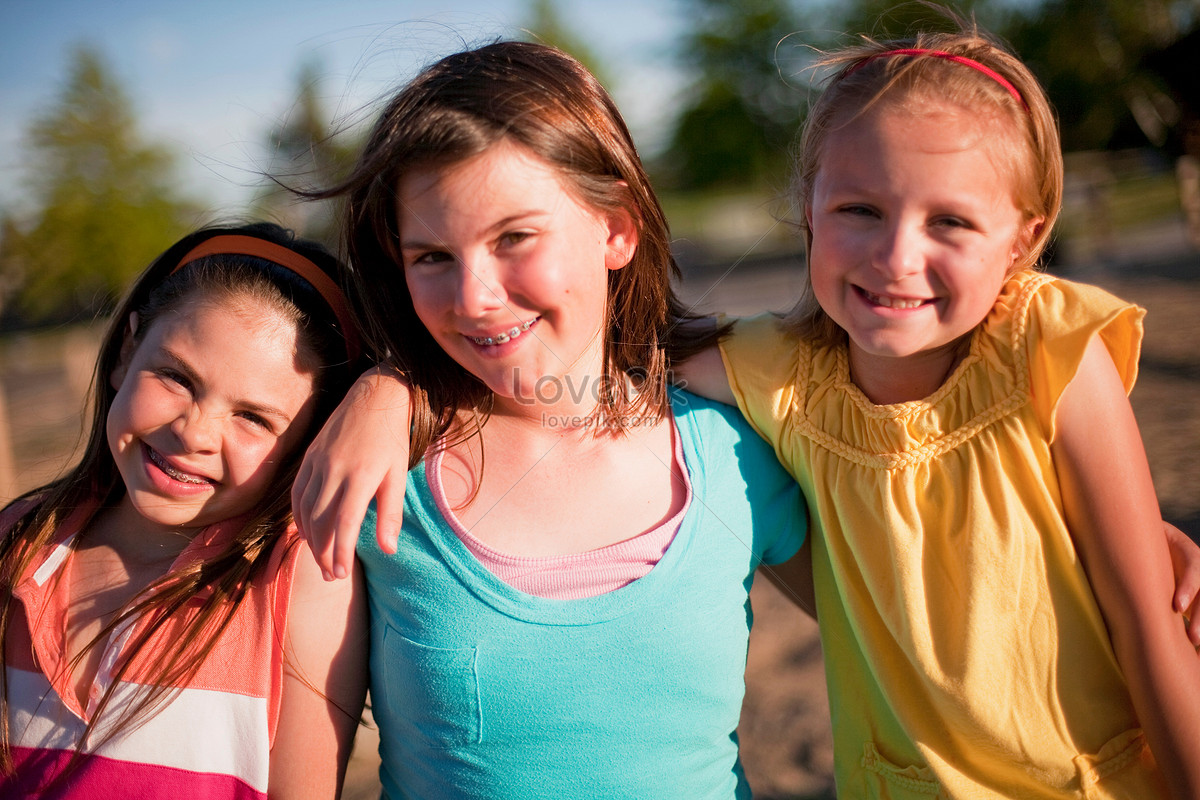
236, 411, 273, 432
156, 368, 192, 390
407, 250, 453, 268
837, 204, 876, 218
932, 216, 972, 230
498, 231, 531, 247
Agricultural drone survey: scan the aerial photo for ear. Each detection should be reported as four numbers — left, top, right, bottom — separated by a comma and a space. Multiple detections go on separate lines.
1013, 215, 1045, 263
110, 312, 139, 390
602, 203, 639, 272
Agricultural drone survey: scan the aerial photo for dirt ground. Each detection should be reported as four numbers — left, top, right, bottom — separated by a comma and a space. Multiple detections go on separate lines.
2, 235, 1197, 800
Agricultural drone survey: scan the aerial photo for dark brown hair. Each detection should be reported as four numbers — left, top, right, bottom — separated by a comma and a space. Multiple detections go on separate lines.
785, 22, 1063, 346
0, 222, 358, 774
314, 40, 718, 464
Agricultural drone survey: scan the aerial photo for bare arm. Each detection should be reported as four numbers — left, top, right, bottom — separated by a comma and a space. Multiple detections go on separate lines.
293, 367, 412, 580
268, 545, 369, 799
758, 536, 816, 620
1052, 336, 1200, 797
671, 318, 736, 405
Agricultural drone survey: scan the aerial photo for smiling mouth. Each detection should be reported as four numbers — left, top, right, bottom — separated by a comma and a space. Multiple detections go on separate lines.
860, 288, 929, 310
469, 317, 539, 346
146, 445, 212, 485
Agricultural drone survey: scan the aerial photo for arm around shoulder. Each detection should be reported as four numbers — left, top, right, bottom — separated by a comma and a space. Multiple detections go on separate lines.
268, 544, 369, 800
1052, 336, 1200, 797
670, 317, 736, 406
293, 366, 413, 580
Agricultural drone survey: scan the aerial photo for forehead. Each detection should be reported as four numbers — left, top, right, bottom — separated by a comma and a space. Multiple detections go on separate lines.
141, 292, 302, 359
396, 140, 583, 218
819, 98, 1022, 198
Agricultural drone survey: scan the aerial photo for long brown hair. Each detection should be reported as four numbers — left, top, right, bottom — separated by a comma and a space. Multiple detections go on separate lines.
0, 222, 358, 773
785, 21, 1063, 346
312, 40, 720, 465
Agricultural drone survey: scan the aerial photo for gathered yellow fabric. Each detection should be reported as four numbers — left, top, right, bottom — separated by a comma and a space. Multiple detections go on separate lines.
720, 271, 1168, 799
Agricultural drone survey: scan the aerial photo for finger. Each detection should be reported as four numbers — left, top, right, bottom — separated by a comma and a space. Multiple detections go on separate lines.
374, 474, 407, 556
301, 476, 343, 581
328, 481, 378, 579
1185, 593, 1200, 646
291, 458, 315, 541
1174, 561, 1200, 618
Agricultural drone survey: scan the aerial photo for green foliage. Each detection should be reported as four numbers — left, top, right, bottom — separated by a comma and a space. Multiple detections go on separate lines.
1006, 0, 1197, 151
255, 57, 362, 247
660, 0, 809, 191
818, 0, 1002, 42
0, 46, 198, 326
522, 0, 614, 89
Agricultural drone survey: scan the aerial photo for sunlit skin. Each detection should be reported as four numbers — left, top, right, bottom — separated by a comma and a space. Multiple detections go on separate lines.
806, 99, 1041, 405
397, 139, 635, 420
106, 295, 318, 542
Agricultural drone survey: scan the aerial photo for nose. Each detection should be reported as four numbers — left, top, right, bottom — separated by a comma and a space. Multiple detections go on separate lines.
171, 404, 220, 454
453, 257, 505, 318
872, 221, 924, 281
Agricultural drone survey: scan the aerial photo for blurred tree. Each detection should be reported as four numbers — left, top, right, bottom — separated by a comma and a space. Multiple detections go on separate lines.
256, 57, 361, 247
523, 0, 614, 89
0, 46, 198, 325
998, 0, 1196, 151
660, 0, 809, 191
822, 0, 1005, 41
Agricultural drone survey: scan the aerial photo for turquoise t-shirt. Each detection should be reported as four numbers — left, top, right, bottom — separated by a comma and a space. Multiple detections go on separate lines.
358, 390, 807, 799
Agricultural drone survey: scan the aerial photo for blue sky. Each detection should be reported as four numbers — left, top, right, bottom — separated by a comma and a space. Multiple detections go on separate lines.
0, 0, 684, 215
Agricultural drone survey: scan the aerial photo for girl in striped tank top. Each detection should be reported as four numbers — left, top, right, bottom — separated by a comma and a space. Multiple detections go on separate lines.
2, 222, 368, 799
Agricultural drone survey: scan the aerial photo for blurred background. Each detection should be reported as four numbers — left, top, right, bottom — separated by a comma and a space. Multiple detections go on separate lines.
2, 1, 1198, 797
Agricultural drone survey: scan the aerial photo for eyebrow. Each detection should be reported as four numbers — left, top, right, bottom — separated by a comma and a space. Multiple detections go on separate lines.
160, 347, 296, 426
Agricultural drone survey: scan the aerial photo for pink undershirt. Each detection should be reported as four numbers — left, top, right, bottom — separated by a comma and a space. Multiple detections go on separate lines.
426, 423, 692, 600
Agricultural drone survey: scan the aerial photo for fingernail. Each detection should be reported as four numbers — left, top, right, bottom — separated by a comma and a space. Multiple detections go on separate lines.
334, 564, 348, 580
322, 570, 333, 582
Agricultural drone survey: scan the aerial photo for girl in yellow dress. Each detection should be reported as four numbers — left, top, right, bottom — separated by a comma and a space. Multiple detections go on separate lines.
681, 26, 1200, 800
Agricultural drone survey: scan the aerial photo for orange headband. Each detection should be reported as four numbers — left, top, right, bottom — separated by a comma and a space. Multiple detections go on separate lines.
173, 234, 361, 361
851, 48, 1029, 113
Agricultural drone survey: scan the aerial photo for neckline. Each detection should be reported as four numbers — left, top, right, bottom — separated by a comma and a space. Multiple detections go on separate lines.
405, 394, 702, 624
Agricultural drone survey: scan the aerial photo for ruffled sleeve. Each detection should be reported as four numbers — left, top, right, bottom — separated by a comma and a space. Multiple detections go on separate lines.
717, 313, 802, 477
1022, 276, 1144, 441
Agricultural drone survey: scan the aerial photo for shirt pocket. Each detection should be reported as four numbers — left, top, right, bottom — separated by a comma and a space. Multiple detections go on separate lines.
861, 742, 942, 798
378, 625, 482, 748
1074, 728, 1170, 799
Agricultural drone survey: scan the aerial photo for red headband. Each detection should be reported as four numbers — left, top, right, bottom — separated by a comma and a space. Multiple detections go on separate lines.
173, 234, 361, 361
851, 48, 1029, 113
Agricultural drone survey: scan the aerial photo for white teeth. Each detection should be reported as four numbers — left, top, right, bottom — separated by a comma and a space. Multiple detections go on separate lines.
866, 291, 924, 310
149, 448, 208, 484
471, 317, 538, 346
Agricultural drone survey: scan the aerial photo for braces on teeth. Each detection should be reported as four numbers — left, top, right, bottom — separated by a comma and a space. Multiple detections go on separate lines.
149, 447, 208, 484
472, 317, 537, 346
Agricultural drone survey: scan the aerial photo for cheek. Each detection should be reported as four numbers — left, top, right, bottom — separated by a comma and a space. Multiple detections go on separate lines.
226, 433, 287, 488
806, 247, 840, 302
404, 273, 447, 328
110, 377, 162, 431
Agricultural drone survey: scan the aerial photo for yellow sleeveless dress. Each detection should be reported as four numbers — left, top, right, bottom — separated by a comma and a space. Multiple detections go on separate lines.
721, 271, 1168, 799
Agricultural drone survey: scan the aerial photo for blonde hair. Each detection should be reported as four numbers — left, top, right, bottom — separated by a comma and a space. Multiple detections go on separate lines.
785, 24, 1063, 346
